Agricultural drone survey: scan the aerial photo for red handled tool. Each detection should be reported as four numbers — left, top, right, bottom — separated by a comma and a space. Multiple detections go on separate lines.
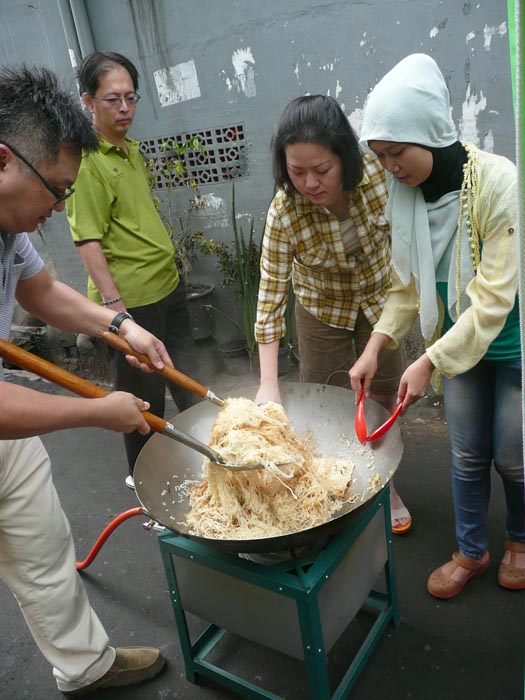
355, 391, 403, 445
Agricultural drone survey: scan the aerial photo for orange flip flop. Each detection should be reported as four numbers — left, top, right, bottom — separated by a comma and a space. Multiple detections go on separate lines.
391, 506, 412, 535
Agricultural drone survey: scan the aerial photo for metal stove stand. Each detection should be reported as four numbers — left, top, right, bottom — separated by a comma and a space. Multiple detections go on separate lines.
159, 485, 399, 700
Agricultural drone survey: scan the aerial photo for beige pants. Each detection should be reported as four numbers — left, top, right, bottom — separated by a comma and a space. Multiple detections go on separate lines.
0, 437, 115, 691
295, 301, 405, 395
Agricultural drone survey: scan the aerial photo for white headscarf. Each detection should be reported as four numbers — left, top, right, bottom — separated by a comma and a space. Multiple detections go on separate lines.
360, 53, 470, 339
360, 53, 457, 147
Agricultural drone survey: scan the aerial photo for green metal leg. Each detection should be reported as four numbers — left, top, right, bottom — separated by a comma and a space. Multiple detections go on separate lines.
382, 484, 401, 628
160, 539, 198, 683
296, 594, 331, 700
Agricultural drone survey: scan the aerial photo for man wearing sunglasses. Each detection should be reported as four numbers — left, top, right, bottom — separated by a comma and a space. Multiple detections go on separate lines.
67, 52, 199, 490
0, 66, 167, 695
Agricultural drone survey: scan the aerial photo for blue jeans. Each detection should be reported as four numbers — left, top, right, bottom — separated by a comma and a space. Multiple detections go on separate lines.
443, 359, 525, 560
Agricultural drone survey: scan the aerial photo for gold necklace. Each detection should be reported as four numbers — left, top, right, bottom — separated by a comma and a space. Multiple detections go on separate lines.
455, 141, 480, 317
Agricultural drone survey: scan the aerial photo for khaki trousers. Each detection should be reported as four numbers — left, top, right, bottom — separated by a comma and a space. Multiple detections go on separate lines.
295, 301, 405, 395
0, 437, 114, 691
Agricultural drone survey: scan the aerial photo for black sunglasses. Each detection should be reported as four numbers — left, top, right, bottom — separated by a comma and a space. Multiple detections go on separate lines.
0, 140, 74, 206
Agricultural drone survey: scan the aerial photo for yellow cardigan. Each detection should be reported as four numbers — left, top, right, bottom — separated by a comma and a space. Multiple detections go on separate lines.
374, 145, 518, 379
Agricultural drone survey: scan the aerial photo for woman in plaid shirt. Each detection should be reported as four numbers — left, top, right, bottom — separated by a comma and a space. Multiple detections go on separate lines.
254, 95, 408, 534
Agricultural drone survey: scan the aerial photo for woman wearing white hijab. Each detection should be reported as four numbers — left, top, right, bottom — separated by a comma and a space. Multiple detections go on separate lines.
350, 53, 524, 599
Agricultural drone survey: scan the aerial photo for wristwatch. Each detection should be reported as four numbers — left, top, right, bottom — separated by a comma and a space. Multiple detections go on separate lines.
108, 311, 134, 334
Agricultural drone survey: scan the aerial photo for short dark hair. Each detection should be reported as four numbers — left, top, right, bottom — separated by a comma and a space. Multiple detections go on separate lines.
271, 95, 364, 194
0, 65, 98, 165
77, 52, 139, 96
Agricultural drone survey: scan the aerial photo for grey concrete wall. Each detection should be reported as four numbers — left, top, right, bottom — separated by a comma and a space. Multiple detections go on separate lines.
0, 0, 515, 343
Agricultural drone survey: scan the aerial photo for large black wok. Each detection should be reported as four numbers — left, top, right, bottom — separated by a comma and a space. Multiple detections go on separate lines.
134, 382, 403, 553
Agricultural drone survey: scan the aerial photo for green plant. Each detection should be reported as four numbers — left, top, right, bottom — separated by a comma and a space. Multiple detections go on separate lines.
212, 183, 297, 355
212, 183, 262, 353
232, 198, 260, 353
145, 136, 216, 281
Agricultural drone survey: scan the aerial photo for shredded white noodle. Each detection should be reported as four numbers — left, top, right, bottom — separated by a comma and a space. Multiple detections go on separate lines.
185, 397, 363, 539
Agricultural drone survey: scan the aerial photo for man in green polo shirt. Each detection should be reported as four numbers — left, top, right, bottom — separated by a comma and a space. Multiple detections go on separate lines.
67, 52, 199, 488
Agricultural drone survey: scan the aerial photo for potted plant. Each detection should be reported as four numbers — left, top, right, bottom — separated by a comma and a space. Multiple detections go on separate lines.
225, 184, 260, 354
144, 136, 217, 339
207, 183, 293, 375
198, 184, 258, 373
146, 136, 216, 280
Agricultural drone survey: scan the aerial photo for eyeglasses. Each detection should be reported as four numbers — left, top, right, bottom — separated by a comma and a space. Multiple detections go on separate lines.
0, 140, 74, 206
91, 93, 141, 108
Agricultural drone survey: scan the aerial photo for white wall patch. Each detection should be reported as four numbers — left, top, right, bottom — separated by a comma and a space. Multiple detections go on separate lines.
459, 85, 487, 145
483, 22, 507, 50
154, 60, 201, 106
231, 48, 257, 97
198, 194, 228, 229
221, 70, 233, 92
348, 108, 364, 137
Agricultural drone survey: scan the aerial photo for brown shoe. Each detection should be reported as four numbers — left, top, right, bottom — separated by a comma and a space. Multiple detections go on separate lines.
61, 647, 165, 697
427, 551, 490, 599
498, 540, 525, 590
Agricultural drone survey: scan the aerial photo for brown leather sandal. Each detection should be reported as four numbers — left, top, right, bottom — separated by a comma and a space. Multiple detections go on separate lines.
427, 551, 490, 599
498, 540, 525, 590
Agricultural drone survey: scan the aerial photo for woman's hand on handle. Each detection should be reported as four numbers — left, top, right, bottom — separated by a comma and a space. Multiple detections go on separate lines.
349, 332, 391, 400
397, 353, 435, 414
349, 353, 378, 399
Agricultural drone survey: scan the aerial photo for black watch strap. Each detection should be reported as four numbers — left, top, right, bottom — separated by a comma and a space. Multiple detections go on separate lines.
108, 311, 134, 334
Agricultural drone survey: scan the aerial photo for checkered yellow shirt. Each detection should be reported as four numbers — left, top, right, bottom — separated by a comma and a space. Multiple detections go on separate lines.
255, 151, 393, 344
